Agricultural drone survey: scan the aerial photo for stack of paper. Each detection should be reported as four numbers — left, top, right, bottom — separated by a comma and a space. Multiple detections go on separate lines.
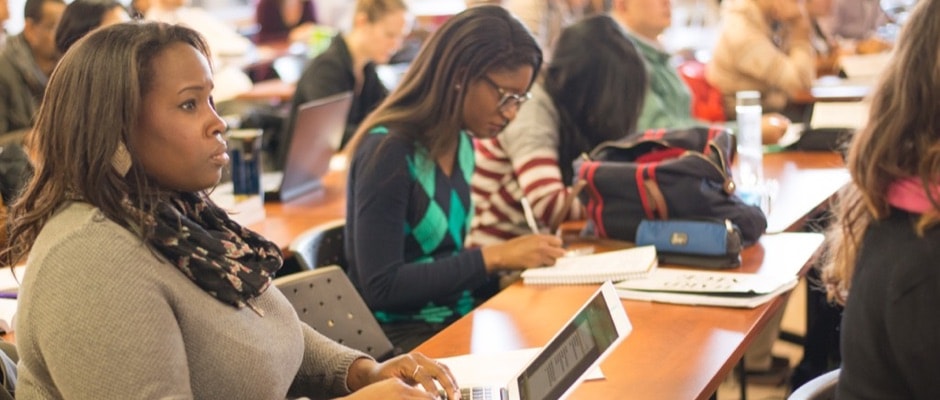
0, 265, 24, 334
839, 52, 891, 80
615, 268, 798, 308
521, 245, 658, 285
0, 299, 15, 334
810, 102, 870, 130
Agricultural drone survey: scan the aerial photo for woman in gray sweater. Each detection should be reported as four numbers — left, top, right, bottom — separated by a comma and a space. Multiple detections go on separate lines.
0, 22, 457, 400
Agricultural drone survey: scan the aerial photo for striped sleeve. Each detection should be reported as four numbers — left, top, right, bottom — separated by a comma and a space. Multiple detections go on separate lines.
469, 125, 584, 247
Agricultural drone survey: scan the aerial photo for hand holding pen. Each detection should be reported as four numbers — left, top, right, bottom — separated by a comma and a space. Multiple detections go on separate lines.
481, 195, 564, 271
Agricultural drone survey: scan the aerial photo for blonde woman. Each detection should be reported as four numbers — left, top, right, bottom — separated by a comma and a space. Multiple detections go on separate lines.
281, 0, 410, 161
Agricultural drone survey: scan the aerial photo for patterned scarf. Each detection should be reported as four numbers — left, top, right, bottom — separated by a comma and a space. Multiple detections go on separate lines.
148, 192, 282, 315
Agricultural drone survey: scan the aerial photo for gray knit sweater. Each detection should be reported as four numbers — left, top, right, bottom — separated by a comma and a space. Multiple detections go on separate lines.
16, 202, 367, 399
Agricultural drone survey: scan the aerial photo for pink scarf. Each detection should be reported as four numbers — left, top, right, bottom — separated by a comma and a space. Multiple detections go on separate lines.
886, 178, 940, 213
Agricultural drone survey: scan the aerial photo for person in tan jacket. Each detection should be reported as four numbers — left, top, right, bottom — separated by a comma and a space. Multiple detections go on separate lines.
705, 0, 815, 118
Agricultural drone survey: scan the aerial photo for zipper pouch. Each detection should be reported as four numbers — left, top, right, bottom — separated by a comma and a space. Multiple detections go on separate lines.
635, 219, 742, 269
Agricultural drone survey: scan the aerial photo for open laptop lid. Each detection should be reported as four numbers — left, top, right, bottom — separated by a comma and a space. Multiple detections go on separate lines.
507, 281, 632, 400
269, 91, 352, 202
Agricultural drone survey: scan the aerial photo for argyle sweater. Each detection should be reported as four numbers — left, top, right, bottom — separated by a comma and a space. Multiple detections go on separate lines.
346, 126, 488, 323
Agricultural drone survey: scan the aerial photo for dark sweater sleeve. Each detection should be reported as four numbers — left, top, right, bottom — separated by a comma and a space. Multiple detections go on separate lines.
347, 134, 489, 312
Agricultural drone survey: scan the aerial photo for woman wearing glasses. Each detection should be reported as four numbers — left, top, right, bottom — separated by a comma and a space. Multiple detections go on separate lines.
344, 5, 565, 352
469, 15, 647, 247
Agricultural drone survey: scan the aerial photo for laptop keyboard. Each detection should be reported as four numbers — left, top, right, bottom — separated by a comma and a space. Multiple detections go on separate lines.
442, 386, 506, 400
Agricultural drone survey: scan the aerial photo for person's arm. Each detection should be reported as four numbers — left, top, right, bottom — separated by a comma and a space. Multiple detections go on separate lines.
348, 134, 490, 311
497, 98, 584, 227
288, 324, 371, 397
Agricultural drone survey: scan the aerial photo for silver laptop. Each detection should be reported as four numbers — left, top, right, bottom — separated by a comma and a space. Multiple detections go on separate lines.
444, 281, 632, 400
264, 91, 352, 202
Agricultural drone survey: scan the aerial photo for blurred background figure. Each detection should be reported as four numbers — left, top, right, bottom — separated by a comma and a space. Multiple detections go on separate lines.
54, 0, 130, 54
254, 0, 317, 44
608, 0, 699, 131
503, 0, 592, 60
0, 0, 64, 209
0, 0, 65, 139
828, 0, 892, 53
278, 0, 410, 164
806, 0, 842, 77
145, 0, 251, 57
830, 0, 886, 38
706, 0, 815, 119
144, 0, 252, 104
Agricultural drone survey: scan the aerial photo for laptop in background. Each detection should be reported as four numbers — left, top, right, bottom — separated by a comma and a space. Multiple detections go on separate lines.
440, 281, 632, 400
264, 91, 353, 202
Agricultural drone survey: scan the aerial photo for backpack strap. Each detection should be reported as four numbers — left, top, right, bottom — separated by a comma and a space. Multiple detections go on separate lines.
644, 163, 669, 220
636, 164, 669, 220
579, 160, 609, 238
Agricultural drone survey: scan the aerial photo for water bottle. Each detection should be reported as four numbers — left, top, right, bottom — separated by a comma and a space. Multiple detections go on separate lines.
735, 91, 763, 189
228, 129, 263, 200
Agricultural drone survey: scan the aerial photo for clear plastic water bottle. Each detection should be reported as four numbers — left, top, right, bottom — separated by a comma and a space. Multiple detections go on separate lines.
735, 91, 763, 189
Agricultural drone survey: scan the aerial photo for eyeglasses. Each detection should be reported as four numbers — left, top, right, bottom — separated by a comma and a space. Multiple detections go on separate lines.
480, 75, 531, 114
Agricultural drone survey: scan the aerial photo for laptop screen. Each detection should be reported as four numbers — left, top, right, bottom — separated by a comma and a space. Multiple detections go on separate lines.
516, 291, 621, 400
272, 91, 352, 202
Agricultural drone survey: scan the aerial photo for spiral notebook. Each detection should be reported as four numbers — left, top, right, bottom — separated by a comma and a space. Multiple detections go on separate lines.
521, 245, 658, 285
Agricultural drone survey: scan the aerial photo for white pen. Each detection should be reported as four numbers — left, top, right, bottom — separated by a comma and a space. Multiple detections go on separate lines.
520, 197, 541, 234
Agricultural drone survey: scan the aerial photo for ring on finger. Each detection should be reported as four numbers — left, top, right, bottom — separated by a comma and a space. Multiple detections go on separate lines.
412, 365, 421, 380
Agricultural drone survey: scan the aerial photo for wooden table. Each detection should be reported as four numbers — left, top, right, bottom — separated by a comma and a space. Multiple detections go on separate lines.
415, 232, 825, 400
246, 151, 843, 398
792, 77, 873, 104
762, 151, 848, 233
251, 165, 348, 248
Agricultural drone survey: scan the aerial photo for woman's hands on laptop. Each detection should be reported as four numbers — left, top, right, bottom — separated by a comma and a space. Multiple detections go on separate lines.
344, 352, 461, 399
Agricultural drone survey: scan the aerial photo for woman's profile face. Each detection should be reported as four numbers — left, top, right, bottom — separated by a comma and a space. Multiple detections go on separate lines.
130, 42, 229, 192
461, 65, 534, 139
362, 9, 410, 64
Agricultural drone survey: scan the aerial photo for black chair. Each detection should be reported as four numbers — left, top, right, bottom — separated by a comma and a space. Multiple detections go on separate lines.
288, 219, 346, 271
273, 265, 396, 361
787, 368, 840, 400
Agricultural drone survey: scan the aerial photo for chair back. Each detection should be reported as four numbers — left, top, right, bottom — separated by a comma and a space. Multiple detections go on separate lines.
289, 219, 346, 271
787, 368, 840, 400
274, 265, 396, 361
